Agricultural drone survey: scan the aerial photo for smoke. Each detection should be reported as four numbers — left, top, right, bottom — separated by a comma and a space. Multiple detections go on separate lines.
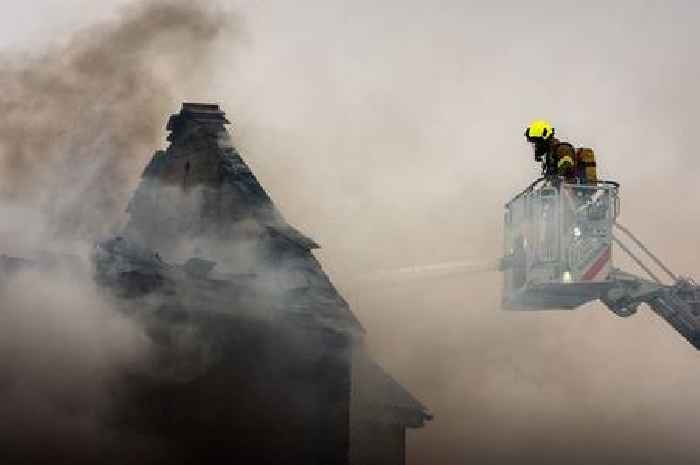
0, 0, 232, 243
203, 2, 700, 464
0, 1, 233, 462
0, 264, 149, 463
4, 1, 700, 464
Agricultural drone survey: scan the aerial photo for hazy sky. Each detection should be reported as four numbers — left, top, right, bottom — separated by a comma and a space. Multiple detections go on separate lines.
2, 2, 700, 464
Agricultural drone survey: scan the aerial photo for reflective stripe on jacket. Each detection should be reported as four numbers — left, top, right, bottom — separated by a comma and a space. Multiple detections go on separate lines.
550, 139, 577, 179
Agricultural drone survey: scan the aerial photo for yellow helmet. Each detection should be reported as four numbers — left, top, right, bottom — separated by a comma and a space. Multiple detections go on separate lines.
525, 120, 554, 141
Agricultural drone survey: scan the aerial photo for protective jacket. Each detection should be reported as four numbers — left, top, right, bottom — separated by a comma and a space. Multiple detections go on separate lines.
544, 137, 576, 180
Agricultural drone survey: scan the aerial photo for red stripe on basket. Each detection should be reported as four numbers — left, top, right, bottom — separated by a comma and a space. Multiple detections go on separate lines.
582, 246, 610, 281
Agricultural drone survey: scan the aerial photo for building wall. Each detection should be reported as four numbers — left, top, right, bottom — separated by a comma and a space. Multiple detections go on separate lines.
113, 312, 352, 465
114, 105, 422, 464
350, 349, 409, 465
350, 418, 406, 465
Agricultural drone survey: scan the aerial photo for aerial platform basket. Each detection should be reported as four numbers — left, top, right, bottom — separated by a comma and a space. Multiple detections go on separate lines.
502, 178, 620, 310
501, 176, 700, 349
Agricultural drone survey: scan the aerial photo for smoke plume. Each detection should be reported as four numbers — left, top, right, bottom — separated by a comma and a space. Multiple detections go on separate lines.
0, 0, 231, 243
0, 1, 232, 462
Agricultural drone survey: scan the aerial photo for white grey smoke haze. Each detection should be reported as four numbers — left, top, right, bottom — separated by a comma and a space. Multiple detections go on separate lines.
3, 1, 700, 464
215, 3, 700, 464
0, 0, 233, 461
0, 265, 148, 460
0, 0, 232, 242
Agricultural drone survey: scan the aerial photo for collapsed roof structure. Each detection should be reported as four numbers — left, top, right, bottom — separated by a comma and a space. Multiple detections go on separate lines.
91, 103, 432, 464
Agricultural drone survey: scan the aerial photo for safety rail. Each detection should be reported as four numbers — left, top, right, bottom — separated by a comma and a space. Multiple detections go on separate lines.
613, 222, 678, 283
502, 177, 700, 350
505, 178, 620, 209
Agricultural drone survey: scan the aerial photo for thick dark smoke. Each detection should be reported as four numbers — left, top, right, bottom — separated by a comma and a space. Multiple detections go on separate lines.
0, 1, 232, 462
0, 0, 231, 243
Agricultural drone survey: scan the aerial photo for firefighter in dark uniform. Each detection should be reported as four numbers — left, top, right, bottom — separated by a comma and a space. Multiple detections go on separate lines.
524, 120, 578, 182
524, 120, 599, 184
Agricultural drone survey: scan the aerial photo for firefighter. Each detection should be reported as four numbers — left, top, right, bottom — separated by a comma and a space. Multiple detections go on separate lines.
524, 120, 577, 182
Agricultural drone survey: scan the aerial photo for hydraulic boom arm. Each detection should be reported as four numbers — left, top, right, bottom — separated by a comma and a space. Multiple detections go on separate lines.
603, 270, 700, 349
602, 223, 700, 350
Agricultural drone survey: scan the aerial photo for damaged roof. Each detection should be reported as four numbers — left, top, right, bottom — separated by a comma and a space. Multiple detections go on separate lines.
166, 102, 231, 133
122, 103, 357, 333
111, 102, 429, 424
353, 349, 433, 428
